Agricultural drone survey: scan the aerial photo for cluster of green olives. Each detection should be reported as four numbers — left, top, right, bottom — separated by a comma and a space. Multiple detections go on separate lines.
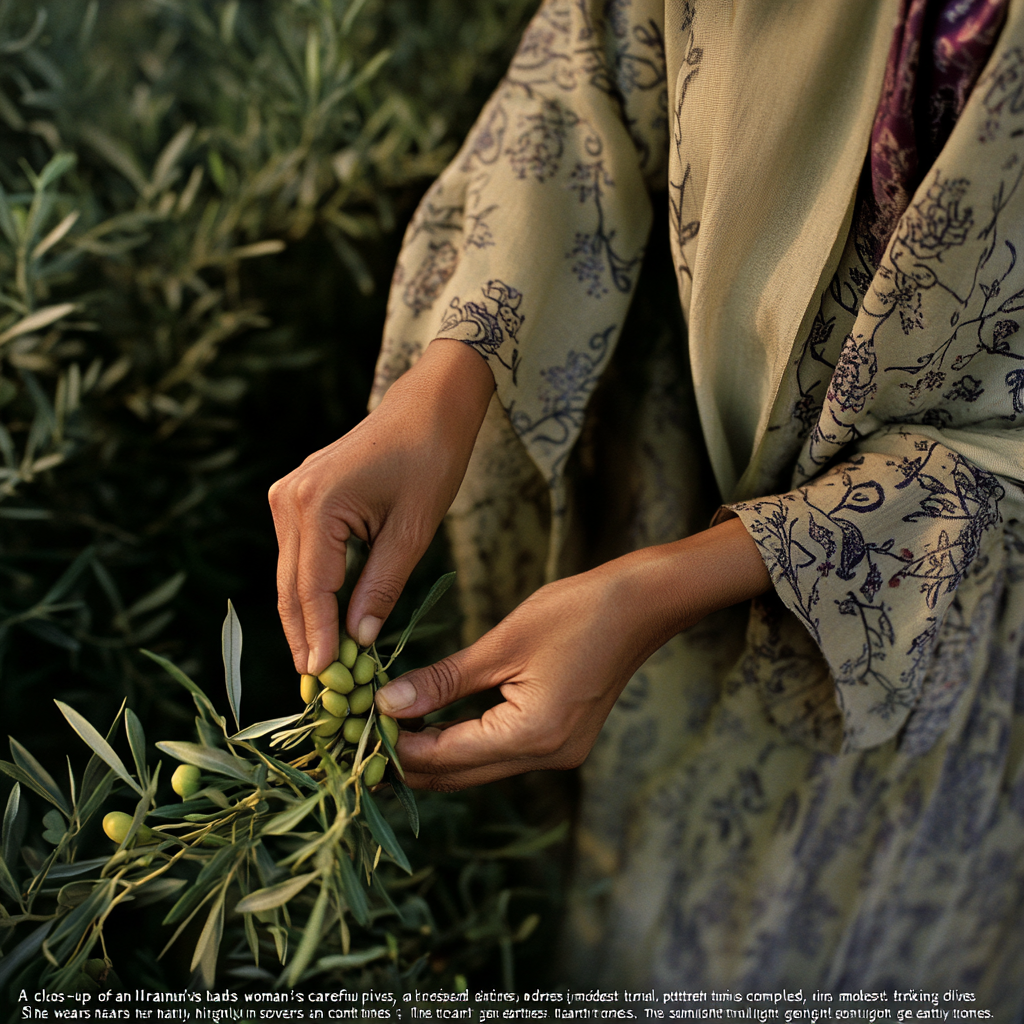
300, 634, 398, 788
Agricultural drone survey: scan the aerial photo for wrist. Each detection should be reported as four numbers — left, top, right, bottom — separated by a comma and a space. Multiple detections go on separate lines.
599, 518, 773, 661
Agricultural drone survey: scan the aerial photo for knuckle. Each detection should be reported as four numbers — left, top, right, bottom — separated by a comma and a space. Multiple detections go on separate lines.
361, 572, 405, 612
420, 658, 462, 707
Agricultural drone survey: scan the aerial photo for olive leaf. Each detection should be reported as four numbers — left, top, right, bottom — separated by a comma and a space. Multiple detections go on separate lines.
54, 701, 144, 797
260, 753, 319, 793
283, 877, 329, 987
125, 708, 148, 787
234, 871, 318, 914
0, 920, 54, 992
2, 782, 21, 870
389, 773, 420, 839
260, 791, 322, 836
222, 599, 243, 732
9, 737, 71, 815
155, 741, 254, 783
140, 649, 226, 729
191, 884, 226, 989
360, 789, 411, 874
336, 842, 369, 927
230, 714, 301, 741
383, 571, 455, 669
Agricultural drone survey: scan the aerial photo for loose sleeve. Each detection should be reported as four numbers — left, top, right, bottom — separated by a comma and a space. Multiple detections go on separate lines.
726, 33, 1024, 752
371, 0, 668, 496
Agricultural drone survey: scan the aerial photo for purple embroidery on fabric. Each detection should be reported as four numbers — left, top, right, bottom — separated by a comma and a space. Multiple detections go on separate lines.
858, 0, 1008, 266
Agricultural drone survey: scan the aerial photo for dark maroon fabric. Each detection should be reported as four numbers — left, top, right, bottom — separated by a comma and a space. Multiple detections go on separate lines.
857, 0, 1008, 265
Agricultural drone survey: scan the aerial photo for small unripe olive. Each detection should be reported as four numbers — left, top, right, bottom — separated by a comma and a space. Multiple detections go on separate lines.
363, 753, 386, 787
348, 684, 374, 715
338, 759, 351, 774
102, 811, 157, 846
322, 690, 350, 719
376, 715, 399, 747
319, 661, 354, 694
376, 669, 390, 685
313, 710, 344, 737
342, 716, 368, 744
171, 764, 201, 800
339, 636, 359, 669
352, 654, 376, 686
299, 673, 320, 704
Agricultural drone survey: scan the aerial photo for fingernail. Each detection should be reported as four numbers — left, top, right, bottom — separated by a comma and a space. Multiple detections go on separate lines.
306, 648, 322, 675
357, 615, 382, 647
376, 680, 416, 713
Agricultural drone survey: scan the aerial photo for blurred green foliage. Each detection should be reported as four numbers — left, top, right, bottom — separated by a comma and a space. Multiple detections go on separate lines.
0, 0, 574, 997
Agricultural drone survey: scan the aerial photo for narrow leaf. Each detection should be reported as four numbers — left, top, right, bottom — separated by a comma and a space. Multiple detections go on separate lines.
140, 649, 224, 727
55, 701, 143, 797
0, 847, 19, 901
125, 709, 147, 785
31, 210, 79, 260
234, 872, 318, 914
2, 782, 21, 868
360, 790, 411, 874
0, 303, 77, 346
9, 738, 69, 815
336, 846, 369, 926
0, 921, 53, 991
190, 886, 226, 988
221, 600, 242, 731
230, 715, 301, 741
260, 754, 319, 793
284, 878, 329, 987
260, 792, 322, 836
385, 572, 455, 667
155, 741, 253, 783
120, 571, 185, 623
389, 774, 419, 839
45, 857, 108, 882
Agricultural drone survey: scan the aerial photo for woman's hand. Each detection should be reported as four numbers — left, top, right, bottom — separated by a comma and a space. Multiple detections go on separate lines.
376, 517, 772, 789
269, 340, 494, 676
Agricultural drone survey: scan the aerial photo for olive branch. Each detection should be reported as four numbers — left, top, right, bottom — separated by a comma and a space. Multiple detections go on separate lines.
0, 576, 456, 996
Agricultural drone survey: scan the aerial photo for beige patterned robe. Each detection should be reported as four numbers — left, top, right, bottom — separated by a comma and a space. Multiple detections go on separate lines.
371, 0, 1024, 1011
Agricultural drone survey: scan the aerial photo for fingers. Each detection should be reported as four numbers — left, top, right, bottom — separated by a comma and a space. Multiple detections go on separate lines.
270, 489, 308, 674
392, 700, 581, 775
294, 518, 348, 675
345, 517, 432, 648
392, 706, 588, 789
269, 473, 351, 675
375, 647, 498, 719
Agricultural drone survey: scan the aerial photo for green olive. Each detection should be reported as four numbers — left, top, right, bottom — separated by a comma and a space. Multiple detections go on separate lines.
300, 673, 320, 704
321, 690, 350, 719
363, 753, 386, 787
339, 636, 359, 669
352, 653, 376, 686
348, 683, 374, 715
171, 764, 201, 800
337, 759, 351, 774
375, 715, 399, 747
342, 716, 368, 744
319, 661, 354, 694
313, 710, 344, 737
376, 669, 390, 685
102, 811, 158, 846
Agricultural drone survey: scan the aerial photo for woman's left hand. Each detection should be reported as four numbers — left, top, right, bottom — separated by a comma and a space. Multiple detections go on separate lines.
375, 518, 772, 790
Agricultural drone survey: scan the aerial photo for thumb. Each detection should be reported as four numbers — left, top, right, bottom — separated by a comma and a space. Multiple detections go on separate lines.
375, 647, 494, 719
345, 517, 432, 648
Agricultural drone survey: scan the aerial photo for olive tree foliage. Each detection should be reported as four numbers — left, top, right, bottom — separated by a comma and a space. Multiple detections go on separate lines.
0, 0, 534, 707
0, 0, 568, 1000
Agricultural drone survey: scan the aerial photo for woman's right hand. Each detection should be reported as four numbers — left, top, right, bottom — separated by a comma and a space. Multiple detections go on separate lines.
268, 339, 495, 676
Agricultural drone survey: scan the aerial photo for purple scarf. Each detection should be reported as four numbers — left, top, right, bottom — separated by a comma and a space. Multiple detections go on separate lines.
858, 0, 1008, 265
